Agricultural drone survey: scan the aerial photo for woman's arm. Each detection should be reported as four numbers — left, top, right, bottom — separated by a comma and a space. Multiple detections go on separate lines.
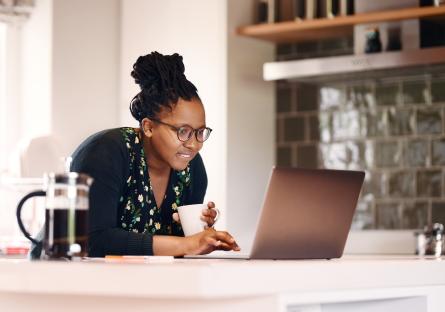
153, 228, 240, 256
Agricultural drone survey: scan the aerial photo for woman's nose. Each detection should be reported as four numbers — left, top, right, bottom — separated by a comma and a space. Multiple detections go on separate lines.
183, 134, 201, 150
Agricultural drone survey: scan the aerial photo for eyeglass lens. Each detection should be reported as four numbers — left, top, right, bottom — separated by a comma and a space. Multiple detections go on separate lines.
177, 126, 211, 142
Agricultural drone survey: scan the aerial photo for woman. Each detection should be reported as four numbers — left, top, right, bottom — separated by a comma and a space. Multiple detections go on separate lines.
70, 52, 239, 257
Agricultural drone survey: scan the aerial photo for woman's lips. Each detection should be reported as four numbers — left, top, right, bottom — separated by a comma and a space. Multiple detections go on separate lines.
177, 152, 192, 159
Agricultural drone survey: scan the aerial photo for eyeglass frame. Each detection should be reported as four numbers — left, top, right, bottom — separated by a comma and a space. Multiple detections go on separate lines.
149, 118, 213, 143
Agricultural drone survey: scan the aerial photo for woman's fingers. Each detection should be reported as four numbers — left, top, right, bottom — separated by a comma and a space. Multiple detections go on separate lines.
214, 231, 240, 251
204, 236, 219, 247
201, 207, 217, 227
207, 201, 215, 208
191, 228, 241, 255
201, 208, 217, 218
203, 235, 231, 251
214, 230, 233, 243
172, 212, 180, 223
211, 240, 240, 251
200, 216, 214, 227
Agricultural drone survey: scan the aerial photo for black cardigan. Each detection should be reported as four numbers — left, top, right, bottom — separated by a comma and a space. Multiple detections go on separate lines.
69, 128, 207, 257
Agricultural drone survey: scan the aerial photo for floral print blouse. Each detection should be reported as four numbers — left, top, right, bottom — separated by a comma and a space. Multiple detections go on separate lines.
119, 127, 191, 236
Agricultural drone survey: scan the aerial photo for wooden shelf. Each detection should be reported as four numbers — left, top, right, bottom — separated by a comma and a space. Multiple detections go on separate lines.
237, 5, 445, 44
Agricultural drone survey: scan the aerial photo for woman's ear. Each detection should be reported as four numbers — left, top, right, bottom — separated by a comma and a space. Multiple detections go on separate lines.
141, 118, 153, 138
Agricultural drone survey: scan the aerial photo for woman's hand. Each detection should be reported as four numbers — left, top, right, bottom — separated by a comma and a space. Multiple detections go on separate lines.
172, 201, 219, 228
200, 201, 218, 228
185, 228, 240, 255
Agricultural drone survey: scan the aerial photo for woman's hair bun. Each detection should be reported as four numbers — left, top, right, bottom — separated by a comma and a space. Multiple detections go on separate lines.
129, 51, 199, 122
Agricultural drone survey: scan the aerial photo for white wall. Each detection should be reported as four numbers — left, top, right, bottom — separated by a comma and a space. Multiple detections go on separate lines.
226, 0, 275, 249
0, 14, 28, 173
19, 0, 120, 159
21, 0, 52, 142
0, 12, 37, 238
0, 23, 6, 170
52, 0, 120, 156
0, 0, 121, 238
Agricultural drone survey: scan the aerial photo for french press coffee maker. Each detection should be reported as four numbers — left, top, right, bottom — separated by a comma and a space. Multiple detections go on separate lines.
16, 169, 93, 260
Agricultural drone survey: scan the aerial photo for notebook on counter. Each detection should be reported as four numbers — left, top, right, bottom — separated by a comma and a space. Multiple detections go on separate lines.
185, 167, 365, 260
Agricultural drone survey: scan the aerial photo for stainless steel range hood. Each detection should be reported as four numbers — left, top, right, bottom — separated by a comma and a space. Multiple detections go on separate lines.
263, 46, 445, 82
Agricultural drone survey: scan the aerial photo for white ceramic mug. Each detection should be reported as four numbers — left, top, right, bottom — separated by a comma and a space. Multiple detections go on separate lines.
177, 204, 220, 236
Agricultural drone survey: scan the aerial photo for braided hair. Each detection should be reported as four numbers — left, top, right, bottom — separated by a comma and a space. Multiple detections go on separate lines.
129, 51, 200, 123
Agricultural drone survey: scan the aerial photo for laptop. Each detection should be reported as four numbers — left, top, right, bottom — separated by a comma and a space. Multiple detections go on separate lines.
185, 167, 365, 260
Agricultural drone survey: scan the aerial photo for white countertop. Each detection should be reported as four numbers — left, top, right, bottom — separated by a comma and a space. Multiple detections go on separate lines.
1, 255, 445, 300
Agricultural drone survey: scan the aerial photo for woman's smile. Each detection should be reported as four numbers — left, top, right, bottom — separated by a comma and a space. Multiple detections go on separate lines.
177, 152, 193, 159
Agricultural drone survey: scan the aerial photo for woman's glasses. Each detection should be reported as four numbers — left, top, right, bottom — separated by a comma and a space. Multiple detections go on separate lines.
151, 119, 212, 143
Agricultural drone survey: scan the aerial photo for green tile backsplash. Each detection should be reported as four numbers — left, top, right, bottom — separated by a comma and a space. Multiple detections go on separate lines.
276, 74, 445, 229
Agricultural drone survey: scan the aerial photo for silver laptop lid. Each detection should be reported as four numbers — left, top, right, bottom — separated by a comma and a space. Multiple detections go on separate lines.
249, 167, 365, 260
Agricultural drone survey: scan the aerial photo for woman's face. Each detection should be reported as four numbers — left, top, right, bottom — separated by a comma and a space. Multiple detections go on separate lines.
145, 97, 206, 171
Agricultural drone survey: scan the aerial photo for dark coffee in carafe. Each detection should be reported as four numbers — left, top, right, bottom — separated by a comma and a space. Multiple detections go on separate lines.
44, 208, 89, 258
17, 172, 93, 259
